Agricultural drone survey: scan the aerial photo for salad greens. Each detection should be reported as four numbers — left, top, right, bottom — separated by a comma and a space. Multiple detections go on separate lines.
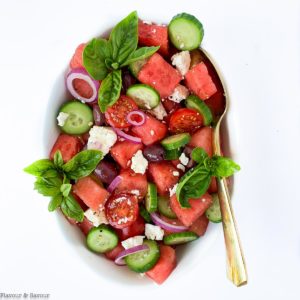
176, 148, 240, 208
24, 149, 103, 221
83, 11, 160, 112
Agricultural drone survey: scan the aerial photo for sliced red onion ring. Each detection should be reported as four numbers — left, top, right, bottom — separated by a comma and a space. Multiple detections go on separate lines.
113, 128, 142, 143
126, 110, 146, 126
66, 68, 100, 103
107, 175, 122, 193
114, 244, 149, 266
150, 212, 188, 233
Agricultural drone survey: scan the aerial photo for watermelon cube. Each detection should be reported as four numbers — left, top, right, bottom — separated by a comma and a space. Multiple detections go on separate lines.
189, 214, 209, 236
138, 53, 181, 98
185, 62, 217, 100
188, 126, 213, 157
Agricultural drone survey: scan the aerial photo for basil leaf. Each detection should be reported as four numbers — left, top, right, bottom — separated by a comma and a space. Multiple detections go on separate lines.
211, 156, 241, 178
48, 194, 63, 212
176, 165, 211, 208
62, 149, 102, 180
53, 150, 64, 169
60, 183, 72, 197
109, 11, 138, 65
121, 46, 159, 67
98, 69, 122, 112
24, 159, 57, 178
191, 147, 209, 164
61, 195, 84, 222
83, 38, 110, 80
34, 177, 62, 197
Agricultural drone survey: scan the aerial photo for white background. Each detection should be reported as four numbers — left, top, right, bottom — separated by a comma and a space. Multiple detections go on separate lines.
1, 0, 300, 299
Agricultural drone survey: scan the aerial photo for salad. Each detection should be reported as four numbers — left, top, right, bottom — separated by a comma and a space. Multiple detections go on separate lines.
24, 11, 240, 284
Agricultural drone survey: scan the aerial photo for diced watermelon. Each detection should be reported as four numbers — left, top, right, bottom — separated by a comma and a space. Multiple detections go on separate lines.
189, 214, 209, 236
110, 140, 143, 169
185, 62, 217, 100
105, 243, 124, 260
138, 22, 169, 56
50, 134, 82, 162
146, 245, 176, 284
131, 115, 167, 145
77, 217, 94, 236
116, 215, 145, 240
205, 91, 226, 117
115, 169, 148, 199
73, 176, 110, 211
70, 43, 85, 69
148, 162, 179, 195
208, 177, 218, 193
188, 126, 213, 157
170, 193, 212, 226
160, 215, 184, 235
138, 53, 181, 98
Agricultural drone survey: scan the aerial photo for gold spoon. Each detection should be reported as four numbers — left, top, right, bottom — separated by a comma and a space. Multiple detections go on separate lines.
201, 49, 248, 287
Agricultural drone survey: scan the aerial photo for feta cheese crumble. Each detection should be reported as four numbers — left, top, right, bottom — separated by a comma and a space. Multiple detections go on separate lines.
145, 224, 164, 240
150, 130, 155, 136
149, 102, 167, 120
168, 85, 190, 103
57, 112, 69, 127
177, 163, 185, 172
179, 153, 189, 166
131, 150, 148, 174
121, 236, 145, 250
84, 209, 108, 227
171, 51, 191, 76
169, 183, 178, 197
172, 171, 180, 177
87, 126, 117, 155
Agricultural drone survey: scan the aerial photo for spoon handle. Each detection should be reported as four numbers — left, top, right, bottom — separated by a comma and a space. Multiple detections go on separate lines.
217, 176, 248, 286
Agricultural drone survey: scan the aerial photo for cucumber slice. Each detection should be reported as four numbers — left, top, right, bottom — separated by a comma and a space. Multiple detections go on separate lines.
86, 225, 118, 253
169, 13, 204, 51
186, 95, 213, 125
139, 204, 152, 223
126, 84, 160, 109
158, 196, 177, 219
129, 58, 148, 78
163, 231, 198, 245
58, 100, 93, 135
145, 183, 158, 213
125, 239, 160, 273
205, 193, 222, 223
161, 133, 191, 150
164, 148, 181, 160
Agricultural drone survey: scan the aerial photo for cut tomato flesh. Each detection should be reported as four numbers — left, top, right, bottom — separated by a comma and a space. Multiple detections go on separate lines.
116, 215, 145, 240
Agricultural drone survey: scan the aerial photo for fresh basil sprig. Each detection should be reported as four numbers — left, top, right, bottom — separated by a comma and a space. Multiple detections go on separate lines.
83, 11, 160, 112
24, 149, 103, 221
176, 148, 240, 208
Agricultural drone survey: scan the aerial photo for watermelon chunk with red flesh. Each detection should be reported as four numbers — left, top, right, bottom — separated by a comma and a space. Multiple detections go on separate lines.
146, 245, 176, 284
138, 53, 181, 98
170, 193, 212, 227
138, 22, 169, 57
148, 162, 179, 195
115, 169, 148, 199
188, 126, 213, 157
160, 215, 184, 235
208, 176, 218, 193
70, 43, 85, 69
189, 214, 209, 236
50, 134, 82, 163
77, 217, 94, 236
131, 114, 167, 145
73, 176, 110, 211
205, 91, 226, 117
110, 140, 143, 169
185, 62, 217, 100
105, 243, 124, 260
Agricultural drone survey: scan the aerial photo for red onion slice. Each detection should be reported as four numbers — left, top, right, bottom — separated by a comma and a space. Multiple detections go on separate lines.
115, 244, 149, 266
66, 68, 100, 103
126, 110, 146, 126
113, 128, 142, 143
150, 212, 188, 233
107, 175, 122, 193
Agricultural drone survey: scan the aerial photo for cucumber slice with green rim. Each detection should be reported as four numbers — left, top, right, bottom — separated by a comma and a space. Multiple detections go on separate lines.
163, 231, 198, 245
161, 133, 191, 150
129, 58, 149, 78
145, 183, 158, 213
126, 84, 160, 109
186, 95, 213, 125
86, 225, 118, 253
168, 13, 204, 51
205, 193, 222, 223
125, 239, 160, 273
139, 205, 152, 223
158, 196, 177, 219
58, 100, 93, 135
164, 148, 181, 160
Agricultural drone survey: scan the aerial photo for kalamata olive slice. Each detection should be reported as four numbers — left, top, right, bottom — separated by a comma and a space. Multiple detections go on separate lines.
143, 144, 165, 162
94, 160, 118, 185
